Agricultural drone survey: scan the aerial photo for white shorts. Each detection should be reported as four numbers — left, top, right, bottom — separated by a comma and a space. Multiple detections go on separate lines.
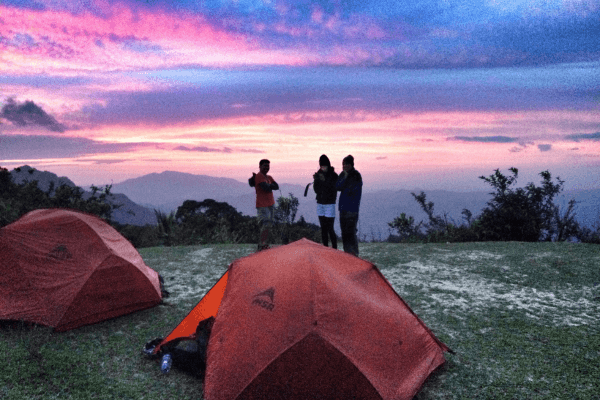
317, 203, 336, 218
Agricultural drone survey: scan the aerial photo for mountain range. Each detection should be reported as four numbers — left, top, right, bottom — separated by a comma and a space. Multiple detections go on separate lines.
9, 166, 599, 239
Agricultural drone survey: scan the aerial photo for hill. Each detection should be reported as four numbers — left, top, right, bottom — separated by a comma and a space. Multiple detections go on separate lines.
110, 171, 251, 212
107, 171, 600, 238
10, 166, 156, 226
8, 166, 599, 234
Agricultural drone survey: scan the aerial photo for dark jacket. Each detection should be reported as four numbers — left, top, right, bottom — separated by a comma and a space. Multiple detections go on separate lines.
313, 167, 338, 205
336, 169, 362, 213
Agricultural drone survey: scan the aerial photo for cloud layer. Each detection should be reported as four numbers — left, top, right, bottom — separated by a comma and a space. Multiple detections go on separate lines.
1, 0, 599, 190
1, 99, 66, 132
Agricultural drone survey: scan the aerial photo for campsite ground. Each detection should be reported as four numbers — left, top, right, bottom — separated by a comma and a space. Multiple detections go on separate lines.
1, 242, 599, 399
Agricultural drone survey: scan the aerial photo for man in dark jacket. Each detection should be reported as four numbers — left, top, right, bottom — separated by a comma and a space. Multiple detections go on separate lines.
335, 155, 362, 256
313, 154, 338, 249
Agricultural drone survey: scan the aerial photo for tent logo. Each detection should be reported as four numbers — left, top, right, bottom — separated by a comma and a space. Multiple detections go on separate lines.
252, 287, 275, 311
48, 244, 73, 260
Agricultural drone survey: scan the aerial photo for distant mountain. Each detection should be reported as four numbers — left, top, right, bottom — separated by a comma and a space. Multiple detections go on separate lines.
359, 188, 599, 239
358, 190, 492, 240
10, 167, 599, 236
10, 166, 156, 226
110, 171, 251, 212
11, 165, 76, 192
557, 189, 600, 228
110, 171, 599, 238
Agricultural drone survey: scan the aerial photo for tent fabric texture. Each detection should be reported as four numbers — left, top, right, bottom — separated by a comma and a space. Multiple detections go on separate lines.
0, 208, 162, 331
157, 238, 450, 400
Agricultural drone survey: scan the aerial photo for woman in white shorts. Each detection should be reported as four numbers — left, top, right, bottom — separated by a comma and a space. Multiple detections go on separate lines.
313, 155, 339, 249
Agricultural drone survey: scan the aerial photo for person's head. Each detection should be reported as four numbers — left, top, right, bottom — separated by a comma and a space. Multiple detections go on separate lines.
319, 154, 331, 172
342, 155, 354, 173
259, 159, 270, 174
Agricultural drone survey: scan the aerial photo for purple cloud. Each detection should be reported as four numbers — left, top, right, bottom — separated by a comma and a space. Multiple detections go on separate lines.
566, 132, 600, 141
1, 98, 66, 133
174, 145, 263, 154
174, 146, 232, 153
0, 134, 140, 159
448, 136, 518, 143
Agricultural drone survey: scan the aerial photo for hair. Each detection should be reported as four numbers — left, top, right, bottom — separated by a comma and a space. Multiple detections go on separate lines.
343, 155, 354, 166
319, 154, 331, 167
259, 159, 270, 166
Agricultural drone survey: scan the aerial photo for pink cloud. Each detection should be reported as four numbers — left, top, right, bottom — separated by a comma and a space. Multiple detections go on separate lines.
0, 4, 312, 73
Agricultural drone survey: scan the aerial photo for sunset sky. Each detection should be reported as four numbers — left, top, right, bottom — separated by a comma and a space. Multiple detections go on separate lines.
1, 0, 599, 192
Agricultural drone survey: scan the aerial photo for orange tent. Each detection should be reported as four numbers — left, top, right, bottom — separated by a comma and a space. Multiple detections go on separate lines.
158, 239, 450, 400
0, 209, 162, 331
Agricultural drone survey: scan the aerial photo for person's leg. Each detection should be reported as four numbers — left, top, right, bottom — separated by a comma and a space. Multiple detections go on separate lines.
264, 206, 274, 248
348, 213, 359, 256
340, 212, 359, 256
257, 207, 272, 251
326, 217, 337, 249
318, 216, 329, 247
339, 212, 351, 254
259, 225, 269, 248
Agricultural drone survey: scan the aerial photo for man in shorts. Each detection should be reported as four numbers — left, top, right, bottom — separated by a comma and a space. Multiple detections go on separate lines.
250, 159, 279, 251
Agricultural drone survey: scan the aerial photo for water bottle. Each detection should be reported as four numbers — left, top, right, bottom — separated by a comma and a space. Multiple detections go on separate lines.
161, 353, 173, 374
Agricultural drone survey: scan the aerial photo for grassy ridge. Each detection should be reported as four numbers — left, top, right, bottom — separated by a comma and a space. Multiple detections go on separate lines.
1, 242, 599, 399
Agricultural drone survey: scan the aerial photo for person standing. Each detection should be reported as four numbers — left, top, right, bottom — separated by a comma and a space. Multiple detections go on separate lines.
313, 154, 339, 249
335, 155, 362, 256
249, 159, 279, 251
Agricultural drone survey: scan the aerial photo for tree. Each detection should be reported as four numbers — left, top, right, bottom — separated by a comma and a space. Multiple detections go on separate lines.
274, 193, 300, 244
388, 213, 423, 242
477, 168, 569, 241
0, 167, 20, 226
274, 193, 299, 225
174, 199, 252, 245
0, 166, 116, 227
154, 209, 177, 246
412, 191, 452, 237
551, 199, 580, 242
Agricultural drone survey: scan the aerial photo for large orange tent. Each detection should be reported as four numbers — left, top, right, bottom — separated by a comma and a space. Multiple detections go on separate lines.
0, 209, 162, 331
156, 239, 450, 400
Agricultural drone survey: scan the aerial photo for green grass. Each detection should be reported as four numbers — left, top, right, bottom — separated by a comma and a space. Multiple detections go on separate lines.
1, 242, 599, 399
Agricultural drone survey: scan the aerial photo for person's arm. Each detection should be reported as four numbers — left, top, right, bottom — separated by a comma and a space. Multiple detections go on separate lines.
259, 176, 278, 192
313, 171, 324, 194
346, 172, 362, 198
335, 171, 347, 191
259, 181, 272, 192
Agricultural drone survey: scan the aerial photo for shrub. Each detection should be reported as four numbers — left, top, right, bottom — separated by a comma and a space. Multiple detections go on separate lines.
476, 168, 573, 242
387, 168, 581, 243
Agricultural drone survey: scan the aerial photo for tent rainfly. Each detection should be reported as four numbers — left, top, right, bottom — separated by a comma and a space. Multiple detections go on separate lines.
155, 238, 450, 400
0, 208, 162, 331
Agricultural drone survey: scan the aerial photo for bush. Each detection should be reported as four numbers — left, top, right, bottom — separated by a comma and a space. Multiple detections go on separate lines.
577, 216, 600, 244
0, 166, 116, 228
387, 168, 582, 243
476, 168, 575, 242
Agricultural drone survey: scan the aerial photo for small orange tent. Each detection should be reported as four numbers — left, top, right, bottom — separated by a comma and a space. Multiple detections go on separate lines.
157, 239, 449, 400
0, 209, 162, 331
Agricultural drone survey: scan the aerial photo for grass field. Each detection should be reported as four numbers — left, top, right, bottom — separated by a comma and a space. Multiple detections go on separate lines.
1, 242, 599, 399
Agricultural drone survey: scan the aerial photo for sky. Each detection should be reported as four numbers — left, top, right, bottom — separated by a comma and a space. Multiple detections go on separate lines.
1, 0, 599, 192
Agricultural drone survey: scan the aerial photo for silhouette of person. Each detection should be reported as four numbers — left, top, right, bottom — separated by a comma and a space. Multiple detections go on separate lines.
335, 155, 362, 256
249, 159, 279, 251
313, 154, 338, 249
